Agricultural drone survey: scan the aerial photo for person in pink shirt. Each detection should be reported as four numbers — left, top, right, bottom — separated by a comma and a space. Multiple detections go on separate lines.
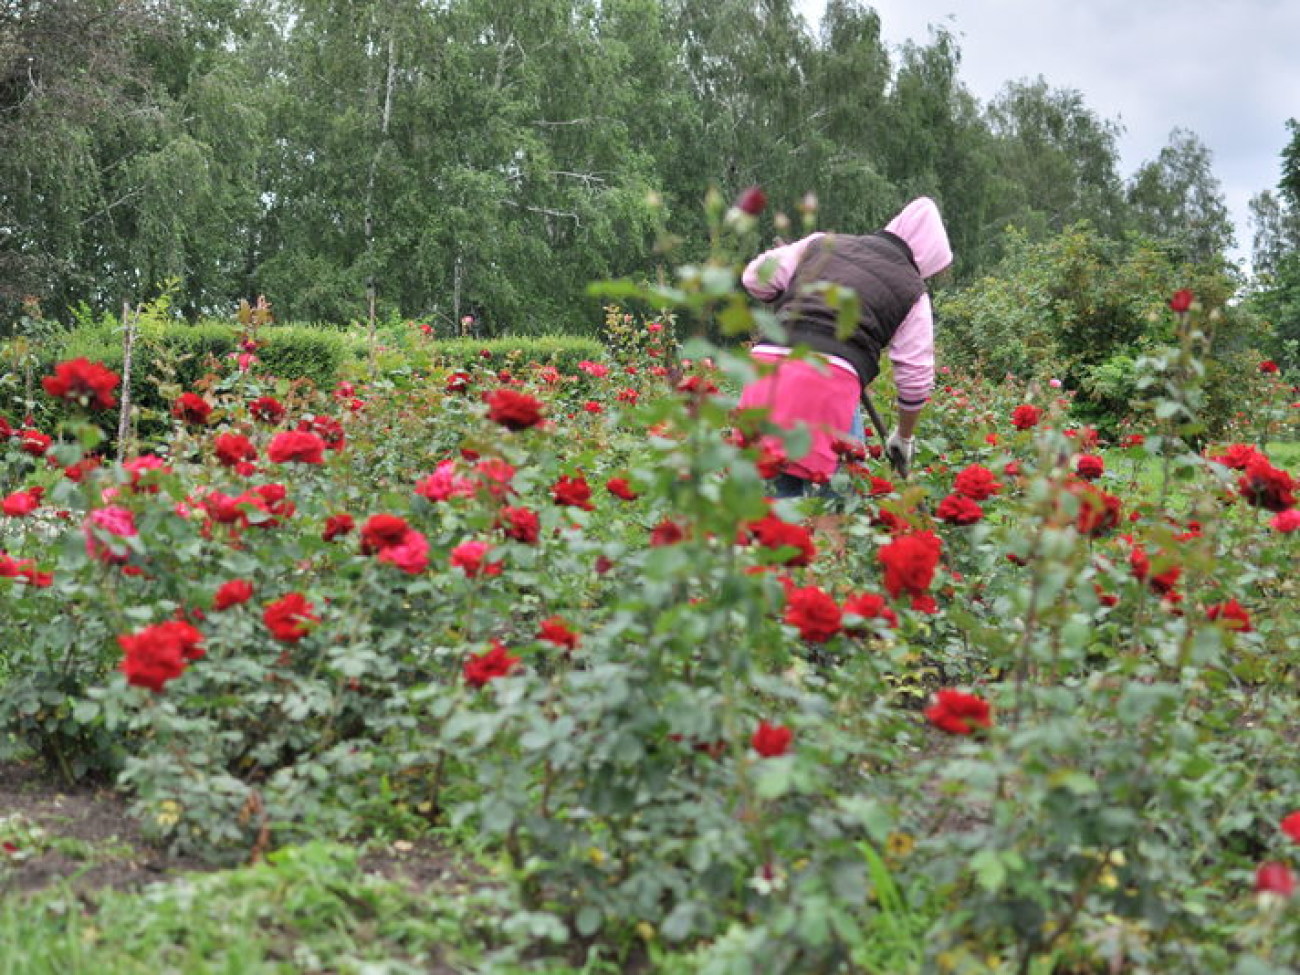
738, 196, 953, 497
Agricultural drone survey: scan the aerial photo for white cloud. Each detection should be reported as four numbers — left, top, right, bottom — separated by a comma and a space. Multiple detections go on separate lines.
796, 0, 1300, 263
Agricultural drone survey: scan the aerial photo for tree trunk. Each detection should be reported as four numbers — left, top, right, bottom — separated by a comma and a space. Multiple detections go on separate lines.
116, 302, 137, 460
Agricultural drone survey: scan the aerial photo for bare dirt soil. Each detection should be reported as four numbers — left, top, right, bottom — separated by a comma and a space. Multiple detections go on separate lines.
0, 759, 469, 897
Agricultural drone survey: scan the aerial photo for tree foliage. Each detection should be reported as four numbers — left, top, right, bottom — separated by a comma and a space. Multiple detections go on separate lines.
0, 0, 1253, 334
1246, 119, 1300, 368
1127, 128, 1235, 265
938, 224, 1263, 433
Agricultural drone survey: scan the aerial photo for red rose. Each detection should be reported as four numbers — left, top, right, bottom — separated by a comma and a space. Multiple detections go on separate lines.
842, 592, 898, 631
910, 594, 939, 614
464, 639, 520, 688
267, 429, 326, 465
498, 506, 540, 545
19, 428, 52, 456
1210, 443, 1264, 471
41, 358, 119, 410
63, 455, 102, 482
1259, 359, 1280, 374
935, 493, 983, 525
450, 539, 501, 577
736, 185, 767, 216
551, 475, 594, 511
1010, 404, 1043, 430
1075, 454, 1104, 480
1237, 455, 1296, 512
1254, 861, 1295, 898
118, 620, 204, 692
745, 512, 816, 566
869, 475, 895, 497
214, 579, 255, 610
156, 619, 205, 661
1281, 810, 1300, 844
200, 490, 244, 525
445, 371, 472, 393
301, 415, 346, 451
1129, 544, 1180, 595
2, 490, 40, 517
952, 464, 1001, 500
650, 519, 688, 547
122, 454, 170, 493
831, 436, 867, 462
248, 396, 286, 424
878, 530, 942, 599
0, 552, 53, 587
360, 513, 411, 554
783, 585, 842, 643
605, 477, 638, 501
484, 388, 544, 430
1168, 288, 1194, 313
751, 720, 792, 757
476, 458, 516, 495
1069, 481, 1122, 537
537, 615, 579, 650
1271, 509, 1300, 533
247, 482, 295, 526
263, 592, 318, 643
924, 689, 992, 735
377, 529, 430, 574
322, 512, 355, 541
1205, 598, 1252, 632
214, 433, 258, 468
172, 392, 213, 426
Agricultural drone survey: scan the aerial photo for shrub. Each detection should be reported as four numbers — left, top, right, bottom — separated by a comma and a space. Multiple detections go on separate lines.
937, 224, 1268, 437
11, 310, 366, 444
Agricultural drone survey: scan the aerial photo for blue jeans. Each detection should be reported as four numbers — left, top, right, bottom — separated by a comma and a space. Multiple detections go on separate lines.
850, 409, 866, 441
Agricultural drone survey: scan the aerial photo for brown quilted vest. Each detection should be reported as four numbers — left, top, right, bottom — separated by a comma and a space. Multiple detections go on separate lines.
774, 231, 925, 390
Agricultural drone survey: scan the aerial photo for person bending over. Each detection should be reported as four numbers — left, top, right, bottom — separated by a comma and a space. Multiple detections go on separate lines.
738, 196, 953, 497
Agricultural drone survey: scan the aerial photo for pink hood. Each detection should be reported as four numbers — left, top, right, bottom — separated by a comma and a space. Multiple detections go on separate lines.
885, 197, 953, 279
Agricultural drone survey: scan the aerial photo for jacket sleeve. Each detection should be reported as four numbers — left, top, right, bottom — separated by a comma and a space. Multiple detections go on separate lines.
888, 293, 935, 410
741, 233, 824, 302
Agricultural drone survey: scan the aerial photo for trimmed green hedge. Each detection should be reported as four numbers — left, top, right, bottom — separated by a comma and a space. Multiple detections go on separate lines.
6, 320, 366, 440
364, 334, 608, 379
45, 320, 363, 400
7, 322, 609, 437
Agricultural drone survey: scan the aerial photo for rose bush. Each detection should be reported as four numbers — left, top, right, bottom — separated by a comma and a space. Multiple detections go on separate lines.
0, 246, 1298, 971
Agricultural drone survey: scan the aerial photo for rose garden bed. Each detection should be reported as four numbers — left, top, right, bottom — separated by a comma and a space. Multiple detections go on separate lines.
1, 284, 1298, 973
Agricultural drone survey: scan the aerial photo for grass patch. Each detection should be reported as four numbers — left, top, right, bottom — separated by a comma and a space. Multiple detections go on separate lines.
0, 843, 470, 974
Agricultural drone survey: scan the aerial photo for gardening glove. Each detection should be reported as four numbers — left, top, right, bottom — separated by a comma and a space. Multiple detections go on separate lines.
885, 428, 915, 479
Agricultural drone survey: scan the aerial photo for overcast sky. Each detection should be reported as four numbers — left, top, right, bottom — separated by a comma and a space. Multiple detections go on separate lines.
794, 0, 1300, 266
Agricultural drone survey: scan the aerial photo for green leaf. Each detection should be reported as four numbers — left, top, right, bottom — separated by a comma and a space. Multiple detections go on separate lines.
837, 797, 894, 844
755, 755, 795, 799
970, 849, 1007, 892
575, 905, 602, 937
71, 700, 101, 724
830, 286, 860, 341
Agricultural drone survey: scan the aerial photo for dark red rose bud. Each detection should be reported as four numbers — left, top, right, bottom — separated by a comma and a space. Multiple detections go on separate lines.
737, 185, 767, 216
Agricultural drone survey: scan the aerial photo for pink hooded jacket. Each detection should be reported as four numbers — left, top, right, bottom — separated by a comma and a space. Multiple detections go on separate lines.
742, 197, 953, 409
